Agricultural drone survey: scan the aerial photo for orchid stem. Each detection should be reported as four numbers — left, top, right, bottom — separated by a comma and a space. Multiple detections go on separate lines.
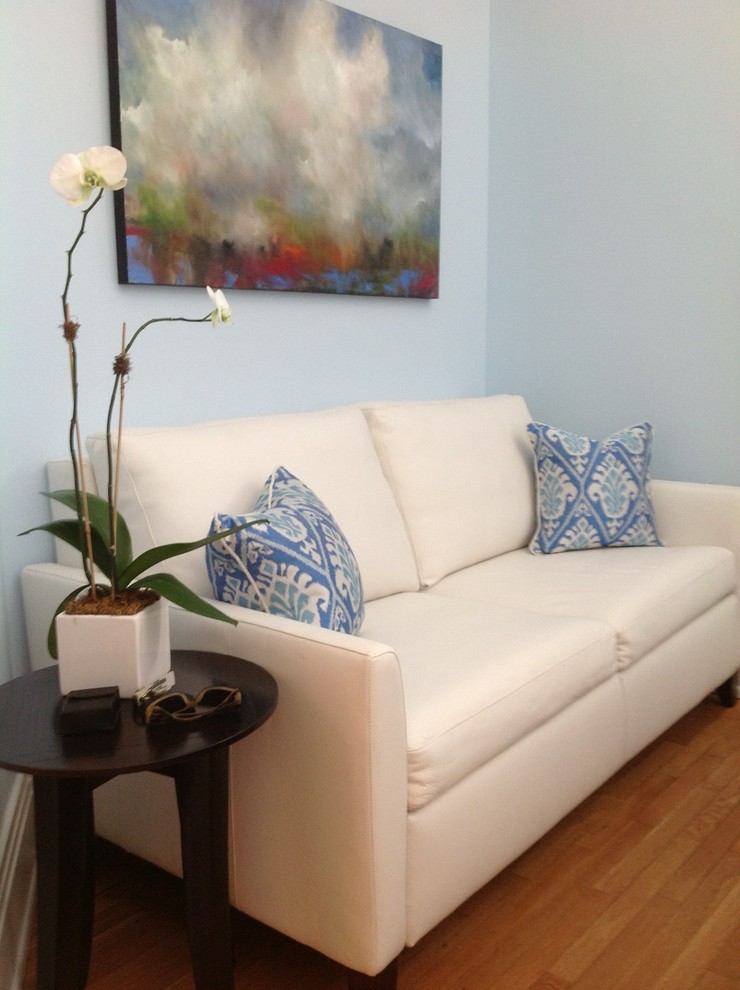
111, 322, 127, 599
62, 189, 103, 315
125, 314, 210, 353
64, 306, 97, 599
61, 190, 104, 600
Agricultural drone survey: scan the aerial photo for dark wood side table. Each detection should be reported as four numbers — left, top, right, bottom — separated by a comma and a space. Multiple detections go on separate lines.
0, 649, 278, 990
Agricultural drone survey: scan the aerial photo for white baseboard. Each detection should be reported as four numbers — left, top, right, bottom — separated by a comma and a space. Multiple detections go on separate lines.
0, 773, 36, 990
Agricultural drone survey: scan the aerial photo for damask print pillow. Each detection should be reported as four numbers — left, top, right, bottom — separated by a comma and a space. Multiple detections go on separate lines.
526, 422, 663, 554
206, 467, 365, 634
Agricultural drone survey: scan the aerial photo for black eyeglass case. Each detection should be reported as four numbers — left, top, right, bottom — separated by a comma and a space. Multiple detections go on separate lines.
59, 686, 121, 734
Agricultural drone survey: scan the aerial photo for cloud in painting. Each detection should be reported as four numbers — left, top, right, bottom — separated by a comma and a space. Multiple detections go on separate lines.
114, 0, 442, 295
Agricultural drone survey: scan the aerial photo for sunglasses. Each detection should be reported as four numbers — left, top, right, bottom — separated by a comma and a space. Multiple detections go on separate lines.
144, 685, 242, 725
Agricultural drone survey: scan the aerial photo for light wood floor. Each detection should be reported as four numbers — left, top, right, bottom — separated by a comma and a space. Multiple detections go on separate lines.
23, 693, 740, 990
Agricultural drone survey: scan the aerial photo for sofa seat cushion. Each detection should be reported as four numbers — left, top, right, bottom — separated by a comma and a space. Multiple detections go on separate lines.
87, 406, 420, 603
360, 593, 616, 811
363, 396, 536, 587
430, 545, 736, 669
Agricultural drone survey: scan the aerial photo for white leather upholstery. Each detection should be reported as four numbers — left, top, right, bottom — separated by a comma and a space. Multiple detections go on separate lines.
404, 675, 627, 945
362, 593, 616, 810
651, 479, 740, 573
363, 396, 536, 586
86, 405, 420, 602
430, 544, 736, 667
619, 596, 740, 756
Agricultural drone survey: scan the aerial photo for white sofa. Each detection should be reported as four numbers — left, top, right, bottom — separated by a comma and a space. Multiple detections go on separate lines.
21, 395, 739, 988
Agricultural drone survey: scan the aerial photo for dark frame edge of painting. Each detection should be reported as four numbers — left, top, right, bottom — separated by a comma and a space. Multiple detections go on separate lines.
106, 0, 130, 287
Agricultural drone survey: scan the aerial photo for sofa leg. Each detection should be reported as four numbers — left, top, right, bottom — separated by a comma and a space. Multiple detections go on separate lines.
347, 957, 399, 989
717, 675, 737, 708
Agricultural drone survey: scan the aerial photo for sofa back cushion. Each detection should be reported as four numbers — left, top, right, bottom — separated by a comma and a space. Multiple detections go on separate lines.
363, 395, 536, 586
86, 406, 420, 602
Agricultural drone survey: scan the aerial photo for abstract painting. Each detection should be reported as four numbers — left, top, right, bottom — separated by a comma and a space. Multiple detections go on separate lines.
106, 0, 442, 297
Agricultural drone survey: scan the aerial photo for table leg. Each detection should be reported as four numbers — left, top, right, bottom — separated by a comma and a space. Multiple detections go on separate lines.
32, 777, 96, 990
173, 747, 234, 990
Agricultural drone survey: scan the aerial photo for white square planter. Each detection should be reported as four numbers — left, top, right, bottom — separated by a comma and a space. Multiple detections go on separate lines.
55, 597, 171, 697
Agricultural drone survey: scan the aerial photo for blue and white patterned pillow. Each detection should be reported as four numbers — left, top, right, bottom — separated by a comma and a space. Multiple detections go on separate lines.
206, 467, 365, 634
526, 422, 662, 554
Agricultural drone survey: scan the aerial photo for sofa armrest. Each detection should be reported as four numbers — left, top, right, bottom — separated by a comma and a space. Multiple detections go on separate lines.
652, 480, 740, 584
173, 603, 408, 973
20, 562, 409, 975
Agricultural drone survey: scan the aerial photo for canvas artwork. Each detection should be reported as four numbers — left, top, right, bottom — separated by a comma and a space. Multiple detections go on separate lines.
106, 0, 442, 297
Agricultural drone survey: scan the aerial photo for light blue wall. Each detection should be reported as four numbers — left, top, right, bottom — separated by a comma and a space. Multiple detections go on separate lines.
0, 0, 491, 683
488, 0, 740, 486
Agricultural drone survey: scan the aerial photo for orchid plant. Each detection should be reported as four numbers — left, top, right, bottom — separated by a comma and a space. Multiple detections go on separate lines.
22, 145, 260, 656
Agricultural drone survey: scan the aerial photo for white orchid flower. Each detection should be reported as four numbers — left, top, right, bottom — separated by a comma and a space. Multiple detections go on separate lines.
207, 286, 231, 326
50, 146, 127, 207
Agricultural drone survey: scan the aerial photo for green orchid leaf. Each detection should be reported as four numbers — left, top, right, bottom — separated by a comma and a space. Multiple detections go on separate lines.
19, 519, 115, 581
118, 517, 267, 587
44, 489, 110, 538
43, 490, 134, 574
129, 573, 237, 626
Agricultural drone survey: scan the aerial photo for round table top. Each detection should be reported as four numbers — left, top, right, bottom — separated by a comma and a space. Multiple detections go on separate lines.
0, 650, 278, 778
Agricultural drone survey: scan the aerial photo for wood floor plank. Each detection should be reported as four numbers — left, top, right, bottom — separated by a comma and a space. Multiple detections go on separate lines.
526, 975, 572, 990
549, 829, 702, 983
612, 736, 683, 782
694, 974, 740, 990
650, 879, 740, 990
608, 852, 740, 990
705, 724, 740, 761
403, 872, 535, 990
705, 750, 740, 792
638, 756, 727, 828
558, 889, 679, 990
660, 791, 740, 903
594, 780, 723, 894
509, 811, 590, 881
573, 818, 652, 887
706, 928, 740, 984
660, 740, 722, 780
467, 883, 613, 990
